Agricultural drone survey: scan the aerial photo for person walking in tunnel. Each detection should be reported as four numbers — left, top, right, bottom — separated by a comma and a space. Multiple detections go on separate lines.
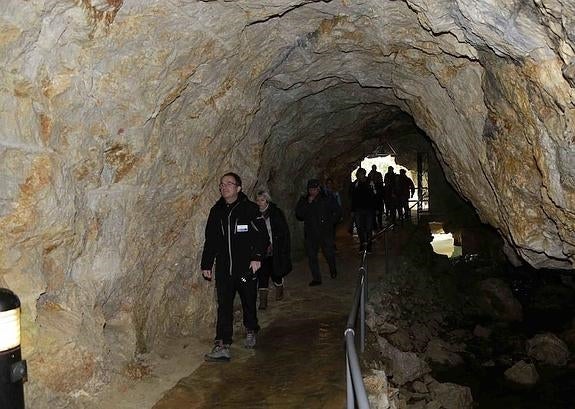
350, 167, 377, 253
254, 190, 292, 310
201, 172, 269, 361
396, 168, 415, 222
368, 165, 384, 230
383, 166, 397, 222
295, 178, 342, 286
324, 177, 343, 251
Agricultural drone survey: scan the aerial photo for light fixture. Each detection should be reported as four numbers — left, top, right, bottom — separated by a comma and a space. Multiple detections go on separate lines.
0, 288, 27, 409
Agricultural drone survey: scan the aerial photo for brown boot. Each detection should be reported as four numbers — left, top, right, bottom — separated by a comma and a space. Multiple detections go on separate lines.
275, 285, 284, 301
258, 289, 268, 310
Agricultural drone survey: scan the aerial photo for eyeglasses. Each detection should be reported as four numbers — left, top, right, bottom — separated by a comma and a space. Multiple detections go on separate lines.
219, 182, 238, 188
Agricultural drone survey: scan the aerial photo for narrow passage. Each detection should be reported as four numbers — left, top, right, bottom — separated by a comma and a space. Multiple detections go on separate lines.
151, 230, 390, 408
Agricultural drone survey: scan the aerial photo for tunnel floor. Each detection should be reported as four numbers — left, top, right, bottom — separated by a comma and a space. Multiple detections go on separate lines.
150, 226, 393, 409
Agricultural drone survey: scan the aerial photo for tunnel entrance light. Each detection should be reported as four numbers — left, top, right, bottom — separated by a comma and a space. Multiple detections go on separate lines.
0, 288, 27, 409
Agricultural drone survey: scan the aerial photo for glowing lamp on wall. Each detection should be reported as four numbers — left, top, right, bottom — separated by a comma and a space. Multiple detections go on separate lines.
0, 288, 27, 409
0, 307, 21, 352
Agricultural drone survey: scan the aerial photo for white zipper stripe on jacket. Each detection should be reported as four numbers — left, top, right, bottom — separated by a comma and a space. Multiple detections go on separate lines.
227, 201, 240, 275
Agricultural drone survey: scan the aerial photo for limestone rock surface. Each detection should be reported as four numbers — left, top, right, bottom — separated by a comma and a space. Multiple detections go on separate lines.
504, 360, 540, 386
0, 0, 574, 405
476, 278, 523, 321
378, 336, 431, 386
429, 382, 473, 409
526, 333, 570, 366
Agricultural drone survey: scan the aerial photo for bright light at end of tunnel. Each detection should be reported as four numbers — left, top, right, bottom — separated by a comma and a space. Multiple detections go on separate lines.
0, 308, 21, 351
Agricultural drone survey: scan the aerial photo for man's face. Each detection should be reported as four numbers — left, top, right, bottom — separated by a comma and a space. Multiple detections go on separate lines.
219, 175, 241, 202
308, 186, 320, 198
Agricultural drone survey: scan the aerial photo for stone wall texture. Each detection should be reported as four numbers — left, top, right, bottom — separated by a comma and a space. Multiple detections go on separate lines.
0, 0, 573, 405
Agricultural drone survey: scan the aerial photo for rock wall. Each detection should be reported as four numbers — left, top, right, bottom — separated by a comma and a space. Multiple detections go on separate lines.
0, 0, 573, 405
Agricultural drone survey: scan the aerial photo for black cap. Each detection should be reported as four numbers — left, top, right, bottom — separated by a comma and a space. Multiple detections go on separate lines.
0, 288, 20, 312
307, 179, 320, 189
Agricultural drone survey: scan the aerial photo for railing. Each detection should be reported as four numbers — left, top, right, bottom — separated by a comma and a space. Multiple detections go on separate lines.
345, 224, 394, 409
345, 249, 370, 409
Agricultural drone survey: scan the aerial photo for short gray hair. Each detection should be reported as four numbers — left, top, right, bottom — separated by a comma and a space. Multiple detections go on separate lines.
256, 190, 272, 203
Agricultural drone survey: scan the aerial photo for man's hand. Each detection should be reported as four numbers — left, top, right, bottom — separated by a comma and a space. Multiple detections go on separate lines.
202, 269, 213, 281
250, 260, 261, 273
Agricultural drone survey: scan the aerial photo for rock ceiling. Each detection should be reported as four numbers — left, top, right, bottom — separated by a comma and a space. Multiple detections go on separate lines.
0, 0, 574, 404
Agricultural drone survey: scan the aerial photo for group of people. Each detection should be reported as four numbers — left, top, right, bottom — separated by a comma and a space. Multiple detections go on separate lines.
199, 168, 414, 362
350, 165, 415, 252
200, 173, 342, 362
200, 173, 292, 361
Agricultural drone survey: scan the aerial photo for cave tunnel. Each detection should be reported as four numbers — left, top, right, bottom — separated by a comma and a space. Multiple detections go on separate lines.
1, 1, 574, 408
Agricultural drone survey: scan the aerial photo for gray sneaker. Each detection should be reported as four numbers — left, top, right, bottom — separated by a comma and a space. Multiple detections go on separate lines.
244, 331, 257, 349
204, 341, 231, 362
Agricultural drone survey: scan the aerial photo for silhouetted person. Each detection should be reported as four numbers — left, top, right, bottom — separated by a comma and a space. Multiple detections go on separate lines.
368, 165, 384, 230
324, 178, 343, 249
350, 168, 377, 253
383, 166, 397, 222
396, 169, 415, 221
201, 172, 269, 361
296, 179, 341, 285
254, 190, 292, 309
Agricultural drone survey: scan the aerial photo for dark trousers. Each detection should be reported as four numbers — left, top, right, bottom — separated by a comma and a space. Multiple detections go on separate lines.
375, 205, 383, 230
354, 209, 373, 249
305, 234, 336, 282
215, 272, 259, 344
257, 257, 282, 289
398, 198, 410, 221
384, 199, 396, 222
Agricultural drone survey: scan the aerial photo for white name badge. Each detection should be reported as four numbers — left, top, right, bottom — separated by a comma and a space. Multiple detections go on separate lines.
236, 224, 249, 233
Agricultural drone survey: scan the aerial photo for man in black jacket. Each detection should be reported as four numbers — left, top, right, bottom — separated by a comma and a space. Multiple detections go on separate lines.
350, 168, 377, 253
295, 179, 342, 286
201, 172, 269, 361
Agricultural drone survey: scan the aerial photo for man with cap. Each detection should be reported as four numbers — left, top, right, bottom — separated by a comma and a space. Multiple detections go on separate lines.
295, 178, 342, 286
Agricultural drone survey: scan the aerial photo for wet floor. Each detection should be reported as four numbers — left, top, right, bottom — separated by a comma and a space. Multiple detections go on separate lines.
151, 227, 394, 409
152, 317, 346, 409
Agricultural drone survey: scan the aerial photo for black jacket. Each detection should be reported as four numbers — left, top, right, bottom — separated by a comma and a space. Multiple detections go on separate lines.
350, 179, 377, 211
201, 192, 269, 278
396, 174, 415, 200
295, 192, 342, 239
261, 203, 292, 278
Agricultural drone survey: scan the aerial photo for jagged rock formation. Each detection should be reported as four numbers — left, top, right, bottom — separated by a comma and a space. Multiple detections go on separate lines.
0, 0, 574, 405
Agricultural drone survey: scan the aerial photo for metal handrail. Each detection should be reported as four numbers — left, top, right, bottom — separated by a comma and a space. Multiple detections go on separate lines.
345, 250, 370, 409
345, 224, 395, 409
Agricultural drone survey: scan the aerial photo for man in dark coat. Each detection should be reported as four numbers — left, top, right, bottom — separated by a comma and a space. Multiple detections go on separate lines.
396, 169, 415, 221
350, 168, 377, 253
383, 166, 397, 222
368, 165, 385, 229
295, 179, 342, 286
201, 172, 269, 361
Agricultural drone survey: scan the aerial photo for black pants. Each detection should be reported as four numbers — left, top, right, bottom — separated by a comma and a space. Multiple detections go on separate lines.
305, 234, 336, 282
215, 272, 259, 344
354, 209, 374, 249
384, 199, 396, 222
398, 198, 410, 221
375, 201, 384, 229
257, 257, 282, 289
